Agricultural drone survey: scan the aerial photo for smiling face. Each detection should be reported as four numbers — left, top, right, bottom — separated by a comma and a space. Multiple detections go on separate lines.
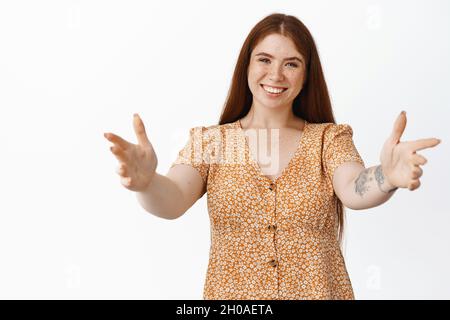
247, 33, 306, 111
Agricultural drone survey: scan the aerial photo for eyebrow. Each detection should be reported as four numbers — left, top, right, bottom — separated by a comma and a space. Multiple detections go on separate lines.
255, 52, 303, 63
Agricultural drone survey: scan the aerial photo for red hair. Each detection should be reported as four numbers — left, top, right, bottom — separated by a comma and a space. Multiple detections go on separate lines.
218, 13, 346, 246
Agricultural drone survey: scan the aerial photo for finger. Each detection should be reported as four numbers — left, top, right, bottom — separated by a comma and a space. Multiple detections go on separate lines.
120, 176, 132, 188
411, 153, 427, 166
133, 114, 151, 147
110, 145, 128, 163
408, 179, 421, 191
133, 113, 151, 147
410, 138, 441, 152
104, 132, 131, 150
116, 163, 128, 177
410, 165, 423, 179
390, 111, 407, 144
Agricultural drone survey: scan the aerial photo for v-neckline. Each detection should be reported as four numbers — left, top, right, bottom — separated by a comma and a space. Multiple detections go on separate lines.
235, 118, 309, 185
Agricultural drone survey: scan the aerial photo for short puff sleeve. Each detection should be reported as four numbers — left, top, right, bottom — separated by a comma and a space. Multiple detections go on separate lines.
170, 126, 210, 183
323, 124, 365, 183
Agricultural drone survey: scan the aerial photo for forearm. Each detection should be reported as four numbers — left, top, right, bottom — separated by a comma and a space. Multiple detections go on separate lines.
135, 173, 185, 220
345, 165, 398, 210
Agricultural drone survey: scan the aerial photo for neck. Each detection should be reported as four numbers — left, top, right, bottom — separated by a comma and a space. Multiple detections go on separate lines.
240, 102, 302, 129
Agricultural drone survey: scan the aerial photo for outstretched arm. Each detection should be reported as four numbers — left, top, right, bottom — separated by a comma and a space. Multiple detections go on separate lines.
333, 162, 397, 210
332, 111, 441, 210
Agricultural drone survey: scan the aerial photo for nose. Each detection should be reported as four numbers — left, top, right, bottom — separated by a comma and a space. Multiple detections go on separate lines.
268, 63, 284, 82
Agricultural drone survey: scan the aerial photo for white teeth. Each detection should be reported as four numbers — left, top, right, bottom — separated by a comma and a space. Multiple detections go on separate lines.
262, 85, 286, 94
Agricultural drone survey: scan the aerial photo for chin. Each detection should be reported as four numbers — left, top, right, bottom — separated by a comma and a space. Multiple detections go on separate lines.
260, 102, 287, 109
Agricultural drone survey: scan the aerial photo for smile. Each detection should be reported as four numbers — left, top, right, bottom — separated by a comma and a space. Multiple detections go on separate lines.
261, 84, 288, 95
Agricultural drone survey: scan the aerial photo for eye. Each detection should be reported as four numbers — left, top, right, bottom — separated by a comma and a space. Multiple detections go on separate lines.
258, 58, 298, 68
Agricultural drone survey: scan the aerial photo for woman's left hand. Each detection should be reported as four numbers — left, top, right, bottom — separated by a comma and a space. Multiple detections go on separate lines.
380, 111, 441, 191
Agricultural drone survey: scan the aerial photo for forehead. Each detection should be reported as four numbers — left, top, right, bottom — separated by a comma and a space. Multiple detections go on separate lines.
252, 33, 301, 57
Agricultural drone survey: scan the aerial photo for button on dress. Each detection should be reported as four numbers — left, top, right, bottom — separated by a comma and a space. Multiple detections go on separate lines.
170, 119, 365, 300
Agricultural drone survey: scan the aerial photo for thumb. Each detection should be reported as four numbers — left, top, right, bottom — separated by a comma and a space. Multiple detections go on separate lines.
390, 110, 407, 144
133, 113, 151, 147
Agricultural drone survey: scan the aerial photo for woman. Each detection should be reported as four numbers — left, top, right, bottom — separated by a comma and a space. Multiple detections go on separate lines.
103, 13, 441, 299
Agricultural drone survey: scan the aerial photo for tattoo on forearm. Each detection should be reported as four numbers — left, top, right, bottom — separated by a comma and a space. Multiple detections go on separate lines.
374, 165, 398, 193
354, 166, 398, 197
354, 168, 371, 196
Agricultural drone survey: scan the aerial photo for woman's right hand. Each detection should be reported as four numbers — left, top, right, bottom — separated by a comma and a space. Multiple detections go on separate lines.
104, 113, 158, 192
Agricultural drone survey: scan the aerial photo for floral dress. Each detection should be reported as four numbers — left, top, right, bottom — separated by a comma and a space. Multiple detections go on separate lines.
171, 119, 365, 300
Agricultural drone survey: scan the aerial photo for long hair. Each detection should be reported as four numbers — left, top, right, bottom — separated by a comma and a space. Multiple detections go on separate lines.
218, 13, 347, 247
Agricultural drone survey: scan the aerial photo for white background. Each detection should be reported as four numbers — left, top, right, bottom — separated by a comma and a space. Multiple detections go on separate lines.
0, 0, 449, 299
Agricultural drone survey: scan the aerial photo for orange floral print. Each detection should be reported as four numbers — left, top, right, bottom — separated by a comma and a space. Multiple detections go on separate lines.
171, 119, 365, 300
